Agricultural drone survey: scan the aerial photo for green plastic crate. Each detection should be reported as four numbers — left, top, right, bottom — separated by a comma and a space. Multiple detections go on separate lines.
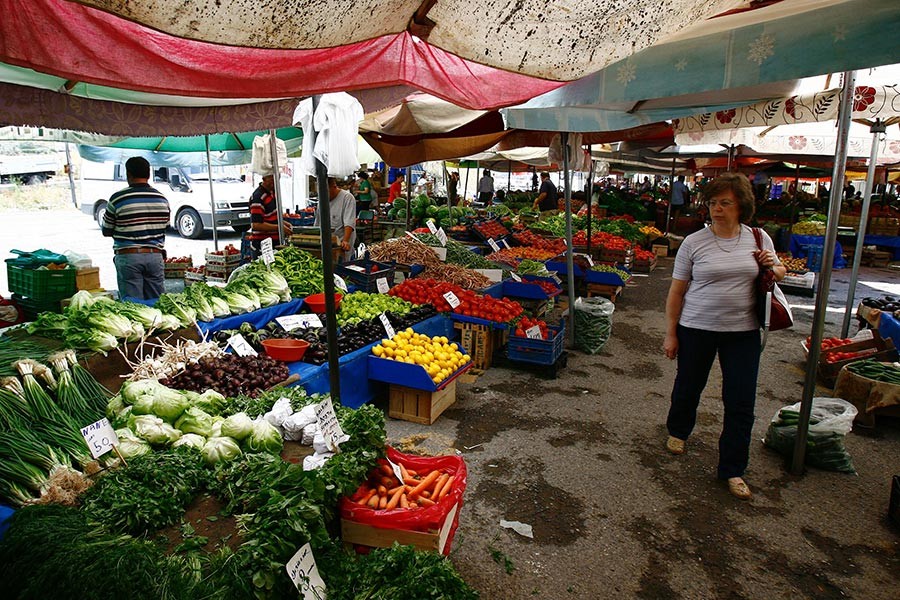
11, 294, 64, 321
6, 264, 76, 300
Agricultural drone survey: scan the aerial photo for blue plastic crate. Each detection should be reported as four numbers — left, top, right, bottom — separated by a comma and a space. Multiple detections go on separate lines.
367, 354, 473, 392
545, 260, 585, 278
584, 267, 631, 286
507, 320, 565, 365
449, 312, 509, 330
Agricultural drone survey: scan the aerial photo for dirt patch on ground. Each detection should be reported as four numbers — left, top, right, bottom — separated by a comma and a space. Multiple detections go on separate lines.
156, 494, 241, 555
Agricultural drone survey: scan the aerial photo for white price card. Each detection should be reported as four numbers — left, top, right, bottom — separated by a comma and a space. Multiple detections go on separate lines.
286, 543, 327, 600
443, 291, 461, 309
387, 458, 404, 482
227, 333, 258, 357
577, 253, 595, 267
80, 417, 118, 459
436, 228, 448, 246
379, 312, 396, 339
500, 238, 511, 249
357, 242, 367, 258
487, 238, 501, 252
334, 274, 348, 292
277, 314, 323, 331
376, 277, 390, 294
427, 220, 438, 234
261, 237, 275, 266
525, 325, 543, 340
510, 272, 522, 282
315, 396, 350, 452
345, 265, 366, 272
550, 272, 562, 284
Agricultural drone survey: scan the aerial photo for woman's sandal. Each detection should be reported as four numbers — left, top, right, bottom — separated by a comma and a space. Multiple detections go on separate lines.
666, 436, 685, 455
727, 477, 752, 500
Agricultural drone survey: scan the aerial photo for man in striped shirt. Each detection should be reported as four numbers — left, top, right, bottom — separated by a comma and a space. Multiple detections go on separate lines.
101, 157, 170, 300
248, 173, 291, 253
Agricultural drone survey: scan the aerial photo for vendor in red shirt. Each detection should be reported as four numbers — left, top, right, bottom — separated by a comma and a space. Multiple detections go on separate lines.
248, 173, 292, 251
387, 172, 405, 204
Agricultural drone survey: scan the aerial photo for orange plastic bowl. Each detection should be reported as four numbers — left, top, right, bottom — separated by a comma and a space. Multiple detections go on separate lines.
304, 292, 343, 314
261, 339, 310, 362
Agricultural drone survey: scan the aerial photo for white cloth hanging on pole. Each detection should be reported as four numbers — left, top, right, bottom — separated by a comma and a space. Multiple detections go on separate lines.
250, 133, 287, 175
294, 92, 363, 177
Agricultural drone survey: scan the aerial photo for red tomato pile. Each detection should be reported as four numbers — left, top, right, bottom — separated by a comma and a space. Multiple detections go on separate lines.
514, 316, 549, 340
824, 350, 872, 364
513, 231, 567, 254
519, 279, 559, 295
634, 248, 656, 262
487, 247, 558, 263
806, 336, 854, 350
571, 230, 631, 250
164, 256, 192, 264
389, 278, 523, 323
475, 220, 509, 240
209, 244, 240, 256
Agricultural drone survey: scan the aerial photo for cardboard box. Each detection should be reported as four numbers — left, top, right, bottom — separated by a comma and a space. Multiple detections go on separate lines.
388, 381, 457, 425
652, 243, 669, 257
75, 267, 100, 290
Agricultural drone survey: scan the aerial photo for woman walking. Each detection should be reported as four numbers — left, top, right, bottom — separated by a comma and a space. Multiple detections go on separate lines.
662, 172, 786, 499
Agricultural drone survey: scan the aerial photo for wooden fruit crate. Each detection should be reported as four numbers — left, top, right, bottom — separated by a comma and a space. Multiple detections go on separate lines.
807, 333, 898, 387
388, 381, 457, 425
164, 260, 192, 279
341, 501, 461, 554
599, 247, 633, 265
862, 249, 892, 268
453, 321, 506, 371
586, 283, 623, 303
75, 267, 100, 290
630, 257, 657, 274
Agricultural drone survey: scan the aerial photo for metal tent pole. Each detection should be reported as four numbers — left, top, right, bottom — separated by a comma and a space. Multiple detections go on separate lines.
205, 135, 219, 251
841, 119, 886, 338
792, 71, 856, 475
586, 156, 595, 255
562, 132, 576, 345
464, 166, 470, 204
405, 166, 412, 230
665, 158, 675, 235
64, 142, 77, 208
507, 160, 512, 193
269, 130, 286, 247
310, 97, 341, 402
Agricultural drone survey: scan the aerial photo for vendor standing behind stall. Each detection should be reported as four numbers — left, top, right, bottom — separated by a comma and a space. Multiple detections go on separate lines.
101, 156, 170, 300
248, 173, 292, 252
315, 177, 356, 262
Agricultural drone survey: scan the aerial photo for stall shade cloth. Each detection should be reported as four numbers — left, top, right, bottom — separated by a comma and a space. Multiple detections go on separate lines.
503, 0, 900, 132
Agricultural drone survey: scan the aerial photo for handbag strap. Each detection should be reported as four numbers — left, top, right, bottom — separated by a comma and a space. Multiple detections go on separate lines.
752, 227, 764, 251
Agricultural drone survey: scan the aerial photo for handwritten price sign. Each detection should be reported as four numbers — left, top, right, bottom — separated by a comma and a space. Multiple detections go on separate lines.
80, 418, 118, 459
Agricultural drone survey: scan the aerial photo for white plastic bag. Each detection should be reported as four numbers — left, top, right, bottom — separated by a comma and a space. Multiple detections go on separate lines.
312, 431, 329, 454
302, 451, 334, 471
772, 397, 857, 435
263, 397, 293, 428
573, 296, 615, 354
282, 405, 318, 441
63, 250, 93, 269
763, 397, 857, 473
301, 422, 318, 446
250, 133, 288, 176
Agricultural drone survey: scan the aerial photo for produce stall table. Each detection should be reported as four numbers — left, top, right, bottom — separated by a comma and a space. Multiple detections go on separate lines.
788, 235, 846, 269
197, 299, 306, 336
875, 310, 900, 353
285, 314, 457, 409
837, 233, 900, 260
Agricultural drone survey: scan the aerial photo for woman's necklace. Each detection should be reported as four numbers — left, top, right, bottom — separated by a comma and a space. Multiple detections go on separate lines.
711, 224, 742, 253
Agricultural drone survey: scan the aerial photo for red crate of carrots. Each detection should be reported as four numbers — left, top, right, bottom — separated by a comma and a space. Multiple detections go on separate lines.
340, 446, 467, 555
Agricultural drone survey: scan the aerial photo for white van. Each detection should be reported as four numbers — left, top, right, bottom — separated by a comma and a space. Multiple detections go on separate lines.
79, 160, 255, 239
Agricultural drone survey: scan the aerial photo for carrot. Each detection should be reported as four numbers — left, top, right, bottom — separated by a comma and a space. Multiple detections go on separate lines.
407, 469, 418, 477
378, 495, 388, 509
403, 477, 421, 487
379, 463, 393, 477
399, 463, 411, 480
356, 489, 377, 505
417, 497, 436, 507
408, 470, 440, 499
386, 486, 404, 510
387, 485, 405, 495
399, 493, 409, 509
377, 485, 388, 496
366, 493, 379, 508
351, 484, 372, 502
436, 476, 455, 500
380, 476, 396, 487
432, 473, 449, 496
422, 490, 431, 499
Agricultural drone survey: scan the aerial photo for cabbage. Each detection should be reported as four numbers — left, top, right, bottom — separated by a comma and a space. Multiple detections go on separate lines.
111, 406, 132, 430
120, 379, 162, 405
201, 436, 242, 464
244, 419, 284, 454
159, 314, 183, 330
258, 289, 281, 307
208, 296, 231, 317
69, 290, 100, 311
172, 433, 206, 450
193, 389, 226, 415
133, 414, 183, 446
105, 395, 125, 420
156, 293, 197, 327
116, 302, 166, 330
152, 391, 190, 423
115, 428, 151, 459
131, 395, 155, 416
210, 417, 224, 438
184, 284, 215, 322
221, 412, 253, 440
222, 290, 255, 315
175, 406, 214, 437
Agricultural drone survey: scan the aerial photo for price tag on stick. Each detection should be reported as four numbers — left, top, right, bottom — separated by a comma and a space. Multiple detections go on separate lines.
510, 272, 522, 282
525, 325, 543, 340
500, 238, 511, 249
443, 291, 461, 309
487, 238, 501, 253
80, 417, 118, 459
227, 333, 258, 357
436, 228, 448, 246
379, 312, 396, 339
315, 397, 350, 452
261, 237, 275, 265
334, 274, 348, 292
427, 220, 438, 234
285, 543, 327, 600
376, 277, 390, 294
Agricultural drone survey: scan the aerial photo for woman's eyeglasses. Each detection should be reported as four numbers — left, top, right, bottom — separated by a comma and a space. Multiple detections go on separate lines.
705, 199, 736, 208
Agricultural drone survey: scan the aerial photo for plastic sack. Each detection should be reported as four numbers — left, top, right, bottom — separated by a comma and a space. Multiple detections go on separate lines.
301, 422, 318, 446
250, 133, 287, 176
263, 397, 293, 428
763, 397, 858, 473
63, 250, 93, 269
282, 405, 318, 441
302, 451, 334, 471
339, 446, 468, 556
573, 296, 615, 354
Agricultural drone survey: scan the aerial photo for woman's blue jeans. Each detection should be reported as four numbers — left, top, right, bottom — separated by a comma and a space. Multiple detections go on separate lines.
667, 325, 761, 479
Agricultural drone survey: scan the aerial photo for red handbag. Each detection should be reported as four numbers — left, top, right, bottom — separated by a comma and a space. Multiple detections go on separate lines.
752, 228, 794, 336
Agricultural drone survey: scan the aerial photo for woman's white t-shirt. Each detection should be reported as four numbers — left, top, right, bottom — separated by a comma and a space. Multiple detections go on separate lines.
672, 224, 779, 332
